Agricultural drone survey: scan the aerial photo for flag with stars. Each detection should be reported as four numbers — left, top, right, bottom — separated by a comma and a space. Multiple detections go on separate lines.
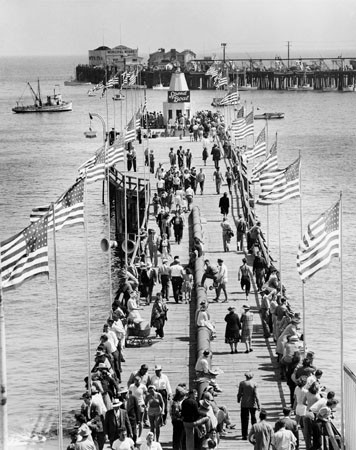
124, 115, 137, 143
245, 127, 267, 161
85, 146, 106, 183
1, 215, 49, 290
297, 199, 340, 281
233, 111, 254, 140
252, 141, 278, 182
257, 157, 300, 205
29, 179, 85, 230
107, 136, 125, 167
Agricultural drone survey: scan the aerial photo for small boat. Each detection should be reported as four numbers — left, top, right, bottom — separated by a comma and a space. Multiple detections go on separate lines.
152, 83, 169, 90
299, 84, 314, 91
287, 84, 299, 91
84, 129, 97, 139
238, 84, 258, 91
12, 80, 72, 113
112, 92, 126, 101
254, 112, 285, 120
342, 85, 355, 92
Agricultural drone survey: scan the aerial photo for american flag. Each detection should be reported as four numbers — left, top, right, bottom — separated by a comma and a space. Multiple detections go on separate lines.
233, 111, 254, 140
29, 179, 85, 230
128, 70, 137, 86
107, 136, 125, 167
245, 127, 267, 161
93, 81, 104, 92
121, 71, 129, 85
124, 115, 137, 143
215, 74, 228, 88
231, 107, 245, 133
219, 91, 239, 106
297, 199, 340, 281
85, 145, 107, 183
106, 75, 119, 88
257, 157, 300, 205
1, 215, 48, 290
206, 64, 219, 78
252, 141, 278, 182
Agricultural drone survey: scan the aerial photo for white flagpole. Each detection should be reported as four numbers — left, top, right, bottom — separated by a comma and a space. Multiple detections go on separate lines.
105, 139, 113, 308
84, 181, 92, 391
278, 203, 282, 296
339, 191, 345, 446
52, 203, 64, 450
265, 122, 270, 249
299, 150, 306, 352
0, 267, 8, 450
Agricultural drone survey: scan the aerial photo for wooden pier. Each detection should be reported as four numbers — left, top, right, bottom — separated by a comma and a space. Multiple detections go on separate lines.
111, 134, 305, 449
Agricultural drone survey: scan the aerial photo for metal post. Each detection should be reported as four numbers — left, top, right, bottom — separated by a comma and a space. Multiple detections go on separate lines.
0, 280, 8, 450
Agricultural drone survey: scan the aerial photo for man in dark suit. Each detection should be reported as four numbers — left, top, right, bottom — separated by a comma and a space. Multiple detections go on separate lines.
104, 399, 133, 446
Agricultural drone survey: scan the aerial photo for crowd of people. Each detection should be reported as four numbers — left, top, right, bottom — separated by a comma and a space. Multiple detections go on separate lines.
68, 108, 339, 450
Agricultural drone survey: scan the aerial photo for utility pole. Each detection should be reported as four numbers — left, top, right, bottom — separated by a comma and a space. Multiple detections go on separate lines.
286, 41, 291, 68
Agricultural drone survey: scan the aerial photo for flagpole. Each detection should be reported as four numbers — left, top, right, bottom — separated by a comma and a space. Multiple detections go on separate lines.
124, 174, 128, 273
339, 191, 345, 447
278, 203, 282, 297
105, 138, 113, 309
299, 150, 306, 352
84, 181, 92, 392
52, 203, 64, 450
266, 121, 270, 249
0, 267, 8, 450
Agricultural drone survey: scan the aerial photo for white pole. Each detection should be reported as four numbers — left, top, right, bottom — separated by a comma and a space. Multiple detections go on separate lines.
339, 191, 345, 448
105, 139, 113, 308
52, 203, 63, 450
0, 269, 8, 450
278, 203, 282, 295
84, 181, 92, 390
299, 151, 306, 353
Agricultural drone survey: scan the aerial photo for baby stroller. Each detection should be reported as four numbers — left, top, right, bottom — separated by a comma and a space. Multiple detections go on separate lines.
126, 320, 153, 347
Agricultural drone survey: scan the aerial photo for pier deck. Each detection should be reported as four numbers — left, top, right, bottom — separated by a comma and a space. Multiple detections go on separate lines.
116, 135, 303, 449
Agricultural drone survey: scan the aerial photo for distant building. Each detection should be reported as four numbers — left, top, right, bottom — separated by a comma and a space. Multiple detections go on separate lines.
88, 45, 144, 71
148, 48, 196, 70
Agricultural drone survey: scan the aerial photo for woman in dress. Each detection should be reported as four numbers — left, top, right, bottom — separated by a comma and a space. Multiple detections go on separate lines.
150, 293, 168, 339
224, 306, 241, 354
159, 233, 171, 260
145, 385, 164, 442
240, 305, 254, 353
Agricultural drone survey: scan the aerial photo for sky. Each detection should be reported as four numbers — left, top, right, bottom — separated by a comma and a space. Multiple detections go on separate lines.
1, 0, 356, 59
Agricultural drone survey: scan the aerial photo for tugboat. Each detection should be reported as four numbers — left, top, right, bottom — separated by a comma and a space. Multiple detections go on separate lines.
12, 80, 72, 113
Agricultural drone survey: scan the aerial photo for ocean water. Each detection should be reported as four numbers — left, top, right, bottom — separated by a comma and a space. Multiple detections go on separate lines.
0, 56, 355, 448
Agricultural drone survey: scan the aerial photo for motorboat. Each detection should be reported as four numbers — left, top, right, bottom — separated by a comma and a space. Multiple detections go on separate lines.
112, 92, 126, 101
12, 80, 72, 113
342, 85, 355, 92
254, 112, 285, 120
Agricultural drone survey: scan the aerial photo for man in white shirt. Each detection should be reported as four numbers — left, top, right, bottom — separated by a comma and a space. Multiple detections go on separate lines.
150, 364, 172, 425
170, 256, 184, 303
112, 428, 135, 450
272, 421, 297, 450
214, 258, 228, 302
129, 375, 148, 436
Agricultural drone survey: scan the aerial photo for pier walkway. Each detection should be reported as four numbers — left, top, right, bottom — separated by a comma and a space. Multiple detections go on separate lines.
117, 135, 301, 449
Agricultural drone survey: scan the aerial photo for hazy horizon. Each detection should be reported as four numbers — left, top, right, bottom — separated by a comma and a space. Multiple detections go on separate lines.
1, 0, 355, 59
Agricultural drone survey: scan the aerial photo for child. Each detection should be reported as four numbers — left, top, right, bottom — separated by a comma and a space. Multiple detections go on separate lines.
182, 268, 193, 303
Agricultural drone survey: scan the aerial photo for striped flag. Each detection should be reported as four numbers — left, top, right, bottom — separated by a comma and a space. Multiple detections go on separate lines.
252, 141, 278, 182
124, 115, 137, 143
106, 75, 119, 88
121, 71, 129, 85
29, 179, 85, 230
128, 70, 137, 86
85, 146, 107, 183
215, 74, 228, 88
1, 215, 48, 291
93, 81, 104, 92
245, 127, 267, 161
107, 136, 125, 167
206, 64, 219, 78
297, 199, 340, 281
257, 157, 300, 205
219, 91, 239, 106
234, 111, 254, 139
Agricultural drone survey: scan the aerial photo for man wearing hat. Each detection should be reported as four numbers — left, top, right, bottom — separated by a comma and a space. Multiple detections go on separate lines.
170, 256, 184, 303
248, 409, 273, 450
145, 229, 160, 267
151, 364, 173, 425
237, 372, 260, 440
104, 398, 133, 446
75, 426, 96, 450
158, 257, 171, 300
118, 387, 140, 445
214, 258, 228, 303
